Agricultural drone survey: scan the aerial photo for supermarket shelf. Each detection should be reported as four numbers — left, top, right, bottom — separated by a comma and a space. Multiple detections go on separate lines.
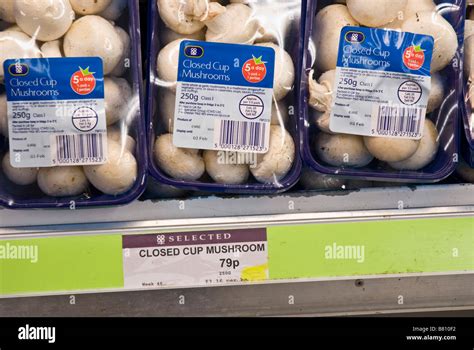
0, 183, 473, 235
0, 273, 473, 317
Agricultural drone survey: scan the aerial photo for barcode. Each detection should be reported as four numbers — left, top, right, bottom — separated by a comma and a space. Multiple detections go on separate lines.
217, 120, 267, 152
55, 134, 105, 164
375, 104, 424, 137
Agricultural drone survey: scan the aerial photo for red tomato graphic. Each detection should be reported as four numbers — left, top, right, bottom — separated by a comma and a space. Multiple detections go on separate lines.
242, 56, 267, 83
403, 45, 425, 71
70, 67, 97, 95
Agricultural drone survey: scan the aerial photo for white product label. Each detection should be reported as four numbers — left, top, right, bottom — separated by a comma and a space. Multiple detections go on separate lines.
173, 41, 275, 153
123, 229, 268, 289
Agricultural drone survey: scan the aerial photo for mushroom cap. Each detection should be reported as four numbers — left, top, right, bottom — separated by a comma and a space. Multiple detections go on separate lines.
309, 69, 336, 113
0, 30, 41, 79
0, 1, 15, 23
41, 40, 63, 58
107, 126, 136, 154
98, 0, 127, 21
256, 42, 295, 101
104, 77, 132, 125
402, 11, 458, 73
159, 27, 206, 46
205, 3, 263, 44
37, 166, 88, 197
0, 94, 8, 137
2, 152, 38, 186
157, 88, 176, 133
156, 38, 185, 91
313, 4, 359, 72
388, 119, 439, 170
250, 125, 295, 184
154, 133, 205, 180
363, 135, 420, 162
14, 0, 74, 41
427, 73, 444, 113
403, 0, 436, 19
83, 139, 137, 195
347, 0, 407, 27
69, 0, 112, 15
299, 167, 346, 190
315, 132, 374, 167
271, 100, 289, 126
313, 110, 333, 134
465, 20, 474, 39
63, 15, 124, 75
203, 150, 250, 184
464, 35, 474, 81
110, 26, 130, 77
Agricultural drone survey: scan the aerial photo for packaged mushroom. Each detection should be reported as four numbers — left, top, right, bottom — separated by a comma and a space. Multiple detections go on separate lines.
300, 0, 465, 183
462, 2, 474, 167
0, 0, 146, 209
146, 0, 302, 194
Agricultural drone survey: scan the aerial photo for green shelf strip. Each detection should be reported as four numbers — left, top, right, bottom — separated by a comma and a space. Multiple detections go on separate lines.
0, 217, 473, 296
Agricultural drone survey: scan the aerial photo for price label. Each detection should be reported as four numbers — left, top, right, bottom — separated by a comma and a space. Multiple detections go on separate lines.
122, 229, 268, 289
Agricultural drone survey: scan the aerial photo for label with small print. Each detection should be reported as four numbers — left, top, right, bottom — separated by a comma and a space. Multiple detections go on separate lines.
4, 57, 107, 168
173, 41, 275, 153
122, 229, 268, 289
330, 27, 434, 140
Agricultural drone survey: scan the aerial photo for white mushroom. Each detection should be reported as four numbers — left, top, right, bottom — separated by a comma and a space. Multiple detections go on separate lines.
402, 11, 458, 73
299, 168, 346, 190
154, 133, 205, 180
37, 166, 88, 197
69, 0, 112, 15
63, 15, 124, 75
158, 0, 225, 35
313, 4, 359, 72
107, 126, 136, 154
271, 100, 289, 126
0, 94, 8, 137
41, 40, 63, 58
158, 88, 176, 132
256, 42, 294, 101
346, 0, 407, 27
0, 2, 15, 23
312, 110, 333, 134
205, 3, 264, 44
14, 0, 74, 41
0, 30, 41, 79
98, 0, 127, 21
363, 136, 420, 163
156, 38, 184, 90
464, 35, 474, 80
83, 139, 137, 195
2, 152, 38, 186
203, 150, 249, 184
104, 77, 132, 125
315, 133, 373, 167
159, 27, 206, 46
110, 26, 130, 77
427, 73, 444, 113
388, 119, 439, 170
250, 125, 295, 184
465, 20, 474, 39
378, 0, 437, 30
308, 69, 335, 113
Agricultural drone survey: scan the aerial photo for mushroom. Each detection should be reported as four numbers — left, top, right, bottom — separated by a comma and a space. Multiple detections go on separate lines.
308, 69, 336, 113
107, 126, 136, 154
313, 4, 359, 72
402, 11, 458, 73
2, 152, 38, 186
104, 77, 132, 126
156, 38, 185, 90
0, 30, 41, 80
159, 27, 206, 46
83, 139, 138, 195
256, 42, 294, 101
315, 133, 374, 167
271, 100, 289, 126
14, 0, 74, 42
203, 150, 249, 184
0, 94, 8, 137
204, 3, 264, 44
110, 26, 130, 77
41, 40, 63, 58
299, 167, 346, 190
388, 119, 439, 170
346, 0, 407, 27
37, 166, 89, 197
378, 0, 437, 30
427, 73, 445, 113
98, 0, 127, 21
158, 0, 225, 35
464, 35, 474, 80
250, 125, 295, 183
63, 15, 124, 75
69, 0, 112, 15
157, 88, 176, 132
154, 133, 205, 180
363, 136, 420, 163
465, 20, 474, 39
0, 2, 15, 23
